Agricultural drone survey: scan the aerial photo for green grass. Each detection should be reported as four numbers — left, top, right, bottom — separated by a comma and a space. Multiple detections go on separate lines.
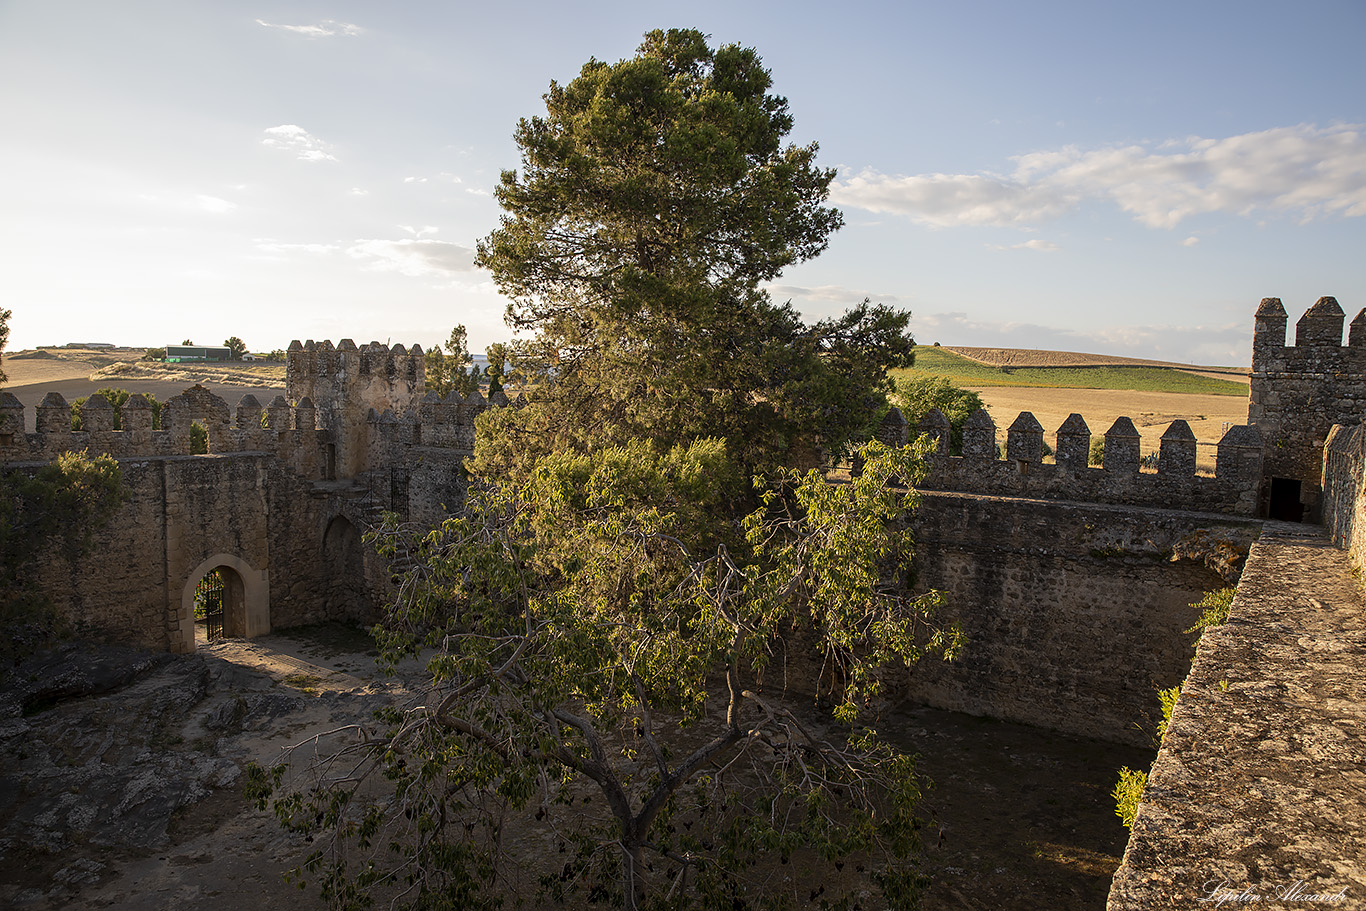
896, 347, 1249, 395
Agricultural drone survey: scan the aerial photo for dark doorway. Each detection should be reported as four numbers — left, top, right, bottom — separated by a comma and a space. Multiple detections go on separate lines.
196, 569, 226, 641
1269, 477, 1304, 522
190, 565, 248, 647
323, 516, 370, 621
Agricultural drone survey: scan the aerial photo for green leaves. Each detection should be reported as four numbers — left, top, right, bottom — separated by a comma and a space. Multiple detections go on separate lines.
306, 439, 958, 909
472, 28, 899, 480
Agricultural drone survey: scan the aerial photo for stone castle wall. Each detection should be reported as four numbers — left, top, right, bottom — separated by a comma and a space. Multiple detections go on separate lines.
901, 492, 1257, 746
1250, 296, 1366, 521
0, 339, 494, 652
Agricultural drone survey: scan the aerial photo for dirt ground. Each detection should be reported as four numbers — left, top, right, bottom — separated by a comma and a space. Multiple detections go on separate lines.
970, 386, 1251, 473
1, 626, 1147, 911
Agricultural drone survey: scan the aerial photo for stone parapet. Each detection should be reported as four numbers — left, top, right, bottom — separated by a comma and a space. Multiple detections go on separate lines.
0, 375, 491, 474
916, 414, 1262, 516
1107, 525, 1366, 908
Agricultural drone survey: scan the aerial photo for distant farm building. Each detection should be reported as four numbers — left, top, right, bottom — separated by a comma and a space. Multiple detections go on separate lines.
166, 345, 232, 363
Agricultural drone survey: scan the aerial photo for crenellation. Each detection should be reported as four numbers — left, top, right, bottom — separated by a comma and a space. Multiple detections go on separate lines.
918, 408, 951, 457
961, 408, 996, 460
36, 392, 71, 436
266, 395, 292, 430
0, 392, 23, 444
1252, 296, 1288, 355
236, 394, 263, 429
81, 392, 116, 432
1294, 294, 1345, 347
1349, 309, 1366, 348
877, 406, 909, 447
915, 412, 1259, 515
1055, 413, 1090, 471
1005, 411, 1043, 464
1157, 419, 1196, 477
1103, 417, 1141, 473
122, 394, 155, 440
294, 397, 316, 431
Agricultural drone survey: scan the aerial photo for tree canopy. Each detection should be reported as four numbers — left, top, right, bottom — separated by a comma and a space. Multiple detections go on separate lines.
0, 307, 10, 386
224, 336, 248, 360
255, 29, 947, 911
257, 441, 956, 910
895, 375, 986, 456
424, 325, 481, 398
474, 28, 912, 477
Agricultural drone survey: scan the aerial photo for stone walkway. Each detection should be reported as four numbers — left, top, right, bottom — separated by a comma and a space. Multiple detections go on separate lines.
1108, 523, 1366, 909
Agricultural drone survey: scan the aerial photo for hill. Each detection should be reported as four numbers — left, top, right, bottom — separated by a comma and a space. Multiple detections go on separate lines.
898, 347, 1249, 395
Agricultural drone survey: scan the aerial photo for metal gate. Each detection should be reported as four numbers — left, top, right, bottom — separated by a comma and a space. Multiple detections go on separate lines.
196, 570, 225, 641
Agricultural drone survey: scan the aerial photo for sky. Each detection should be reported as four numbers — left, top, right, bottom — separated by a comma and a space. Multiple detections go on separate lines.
1, 1, 1363, 366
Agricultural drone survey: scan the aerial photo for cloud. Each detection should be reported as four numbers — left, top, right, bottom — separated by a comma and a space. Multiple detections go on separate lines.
832, 123, 1366, 229
256, 19, 362, 38
989, 239, 1059, 252
349, 188, 369, 196
1181, 236, 1200, 247
347, 237, 477, 277
765, 283, 900, 305
262, 125, 336, 162
832, 170, 1075, 227
403, 176, 428, 184
195, 195, 236, 214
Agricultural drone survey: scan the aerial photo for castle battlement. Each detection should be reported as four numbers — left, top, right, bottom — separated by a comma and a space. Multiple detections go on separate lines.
0, 376, 499, 476
1251, 296, 1366, 372
1247, 296, 1365, 521
286, 339, 426, 423
896, 407, 1262, 516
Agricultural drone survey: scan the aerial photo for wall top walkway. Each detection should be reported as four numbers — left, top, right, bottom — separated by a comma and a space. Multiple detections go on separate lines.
1108, 524, 1366, 909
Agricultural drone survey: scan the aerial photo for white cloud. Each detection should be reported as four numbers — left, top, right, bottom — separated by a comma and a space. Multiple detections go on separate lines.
347, 237, 477, 277
262, 125, 337, 162
195, 195, 236, 214
349, 188, 369, 196
403, 176, 428, 184
765, 283, 899, 305
832, 123, 1366, 230
398, 225, 440, 238
832, 170, 1074, 227
989, 239, 1059, 252
1181, 236, 1200, 247
256, 19, 362, 38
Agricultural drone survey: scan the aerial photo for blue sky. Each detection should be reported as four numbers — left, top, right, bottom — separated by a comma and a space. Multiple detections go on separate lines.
2, 1, 1363, 365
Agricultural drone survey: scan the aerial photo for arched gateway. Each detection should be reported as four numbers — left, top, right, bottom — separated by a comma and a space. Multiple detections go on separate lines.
175, 553, 270, 653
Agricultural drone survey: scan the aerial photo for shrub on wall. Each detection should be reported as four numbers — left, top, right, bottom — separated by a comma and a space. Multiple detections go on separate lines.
1112, 767, 1147, 830
1089, 438, 1105, 466
896, 374, 985, 455
70, 388, 161, 431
